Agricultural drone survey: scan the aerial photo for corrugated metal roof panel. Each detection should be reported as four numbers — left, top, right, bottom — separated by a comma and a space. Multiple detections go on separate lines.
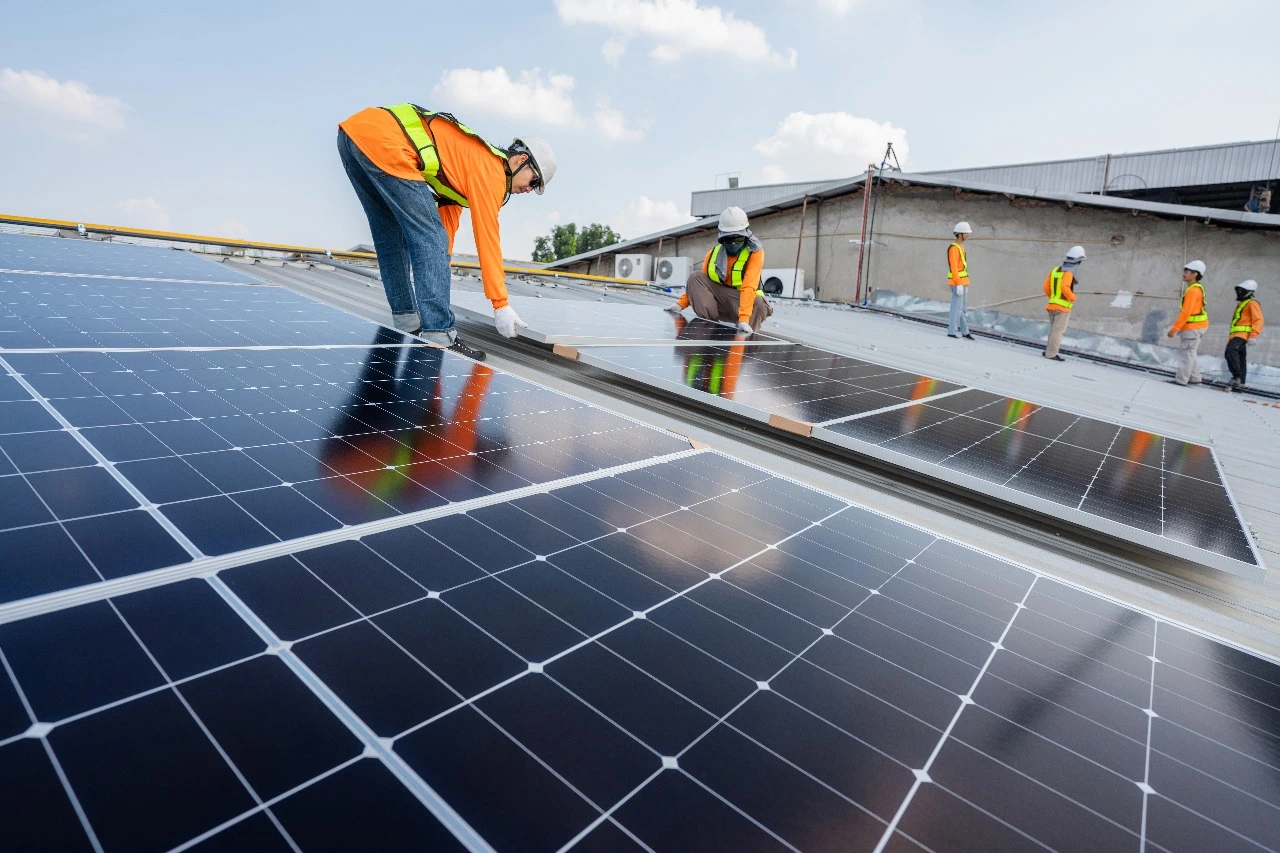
690, 179, 840, 216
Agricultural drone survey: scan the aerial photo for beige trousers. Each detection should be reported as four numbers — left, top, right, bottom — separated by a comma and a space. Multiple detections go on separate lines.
1176, 329, 1203, 385
686, 271, 773, 332
1045, 310, 1070, 358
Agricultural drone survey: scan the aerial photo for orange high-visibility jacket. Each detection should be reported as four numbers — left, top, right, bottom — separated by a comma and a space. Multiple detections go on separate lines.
1170, 282, 1209, 333
1043, 268, 1077, 312
676, 247, 765, 323
947, 243, 969, 286
1229, 299, 1264, 340
339, 107, 510, 310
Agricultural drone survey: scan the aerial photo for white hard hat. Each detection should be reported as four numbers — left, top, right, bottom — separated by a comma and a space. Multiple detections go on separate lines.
513, 137, 556, 194
1237, 279, 1258, 293
719, 206, 749, 234
1066, 245, 1086, 261
953, 221, 972, 234
1184, 259, 1206, 275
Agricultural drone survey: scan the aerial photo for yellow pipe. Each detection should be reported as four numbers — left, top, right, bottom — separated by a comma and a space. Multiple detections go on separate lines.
0, 212, 649, 286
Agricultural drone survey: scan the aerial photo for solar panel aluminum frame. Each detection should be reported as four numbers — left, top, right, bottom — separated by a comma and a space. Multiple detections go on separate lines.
448, 290, 792, 348
565, 348, 1265, 581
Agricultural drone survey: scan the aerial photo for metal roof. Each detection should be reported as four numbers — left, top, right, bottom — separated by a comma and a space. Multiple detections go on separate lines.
689, 139, 1280, 217
548, 170, 1280, 269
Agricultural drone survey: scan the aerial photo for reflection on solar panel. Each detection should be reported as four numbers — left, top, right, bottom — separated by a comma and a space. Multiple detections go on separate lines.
3, 452, 1278, 852
572, 345, 1261, 576
0, 232, 264, 284
450, 290, 789, 346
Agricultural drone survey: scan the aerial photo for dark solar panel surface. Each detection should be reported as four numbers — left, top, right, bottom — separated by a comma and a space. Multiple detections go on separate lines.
0, 232, 264, 283
581, 343, 964, 423
0, 339, 687, 601
577, 347, 1256, 569
0, 273, 392, 349
3, 453, 1277, 852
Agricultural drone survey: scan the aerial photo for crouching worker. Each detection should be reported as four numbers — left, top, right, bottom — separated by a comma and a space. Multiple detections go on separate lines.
666, 206, 772, 334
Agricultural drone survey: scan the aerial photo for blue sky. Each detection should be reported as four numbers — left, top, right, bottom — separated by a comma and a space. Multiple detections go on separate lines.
2, 0, 1277, 260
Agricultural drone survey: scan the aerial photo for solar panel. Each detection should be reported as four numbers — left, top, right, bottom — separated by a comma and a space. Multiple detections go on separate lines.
0, 273, 390, 349
0, 232, 264, 284
3, 451, 1277, 852
571, 346, 1261, 576
450, 291, 790, 346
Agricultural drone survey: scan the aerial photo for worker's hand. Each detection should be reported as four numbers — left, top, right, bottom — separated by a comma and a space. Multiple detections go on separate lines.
494, 305, 527, 338
1248, 338, 1257, 347
664, 303, 684, 315
735, 321, 754, 335
1166, 329, 1175, 338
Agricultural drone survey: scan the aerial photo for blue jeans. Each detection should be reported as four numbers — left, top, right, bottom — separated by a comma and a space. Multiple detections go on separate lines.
337, 129, 455, 344
947, 285, 969, 335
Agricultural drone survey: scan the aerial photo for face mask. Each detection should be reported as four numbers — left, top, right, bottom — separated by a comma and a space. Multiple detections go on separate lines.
722, 239, 747, 255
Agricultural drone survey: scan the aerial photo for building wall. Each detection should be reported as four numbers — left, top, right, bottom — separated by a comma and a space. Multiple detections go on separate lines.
561, 184, 1280, 365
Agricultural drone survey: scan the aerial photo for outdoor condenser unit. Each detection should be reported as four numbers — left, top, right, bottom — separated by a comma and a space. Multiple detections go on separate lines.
653, 257, 691, 289
614, 254, 653, 282
760, 268, 813, 299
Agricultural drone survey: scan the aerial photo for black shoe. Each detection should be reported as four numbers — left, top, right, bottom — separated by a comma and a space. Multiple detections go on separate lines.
962, 333, 976, 340
947, 334, 960, 339
447, 337, 486, 361
1049, 355, 1065, 362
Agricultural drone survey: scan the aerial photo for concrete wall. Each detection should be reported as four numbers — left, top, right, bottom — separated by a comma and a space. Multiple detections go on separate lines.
562, 184, 1280, 366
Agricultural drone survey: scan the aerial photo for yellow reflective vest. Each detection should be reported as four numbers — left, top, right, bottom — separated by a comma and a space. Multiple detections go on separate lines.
382, 104, 508, 208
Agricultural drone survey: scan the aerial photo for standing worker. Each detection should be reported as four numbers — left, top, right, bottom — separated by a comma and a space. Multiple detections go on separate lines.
947, 222, 976, 340
337, 104, 558, 359
1167, 260, 1209, 386
1225, 280, 1264, 390
666, 207, 772, 334
1043, 246, 1086, 361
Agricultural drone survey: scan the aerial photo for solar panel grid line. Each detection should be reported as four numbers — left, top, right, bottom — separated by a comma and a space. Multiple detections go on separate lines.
203, 576, 497, 853
872, 575, 1041, 853
809, 386, 975, 428
996, 414, 1083, 487
0, 447, 703, 628
0, 268, 264, 286
0, 233, 265, 285
1140, 623, 1160, 850
1073, 420, 1124, 510
0, 354, 204, 560
0, 344, 431, 354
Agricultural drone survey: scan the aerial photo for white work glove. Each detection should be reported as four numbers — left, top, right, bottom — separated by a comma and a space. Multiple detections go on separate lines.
1247, 338, 1256, 347
735, 321, 754, 334
665, 302, 684, 315
494, 305, 527, 339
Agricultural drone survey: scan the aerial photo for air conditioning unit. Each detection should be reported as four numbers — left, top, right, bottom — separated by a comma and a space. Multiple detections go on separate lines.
615, 254, 653, 282
653, 257, 691, 289
760, 268, 813, 299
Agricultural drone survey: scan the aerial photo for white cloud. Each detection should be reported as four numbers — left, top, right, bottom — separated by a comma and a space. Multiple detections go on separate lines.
0, 68, 128, 135
115, 197, 172, 230
215, 220, 251, 240
755, 111, 908, 180
761, 164, 790, 184
612, 196, 696, 238
556, 0, 796, 67
432, 67, 577, 126
817, 0, 858, 14
602, 38, 628, 65
592, 101, 646, 142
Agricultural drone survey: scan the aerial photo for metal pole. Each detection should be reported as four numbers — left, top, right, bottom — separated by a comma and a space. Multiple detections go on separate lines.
863, 157, 889, 305
853, 166, 872, 302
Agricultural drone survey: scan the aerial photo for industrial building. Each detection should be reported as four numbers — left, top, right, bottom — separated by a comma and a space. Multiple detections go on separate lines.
548, 146, 1280, 380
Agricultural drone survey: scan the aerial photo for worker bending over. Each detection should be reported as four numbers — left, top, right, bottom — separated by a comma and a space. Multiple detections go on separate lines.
667, 207, 772, 334
338, 104, 557, 359
1167, 260, 1209, 386
1043, 246, 1086, 361
1225, 280, 1264, 389
947, 222, 976, 340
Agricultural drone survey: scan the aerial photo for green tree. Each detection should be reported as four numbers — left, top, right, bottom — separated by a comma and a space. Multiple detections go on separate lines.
531, 222, 621, 262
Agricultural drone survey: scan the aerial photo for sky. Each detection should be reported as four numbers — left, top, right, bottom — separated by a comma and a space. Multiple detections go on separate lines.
2, 0, 1277, 261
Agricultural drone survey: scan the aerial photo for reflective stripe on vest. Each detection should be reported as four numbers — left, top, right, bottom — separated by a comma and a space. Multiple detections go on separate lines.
382, 104, 508, 208
1231, 298, 1255, 333
1183, 281, 1208, 324
1047, 267, 1072, 310
707, 244, 752, 288
948, 242, 968, 283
